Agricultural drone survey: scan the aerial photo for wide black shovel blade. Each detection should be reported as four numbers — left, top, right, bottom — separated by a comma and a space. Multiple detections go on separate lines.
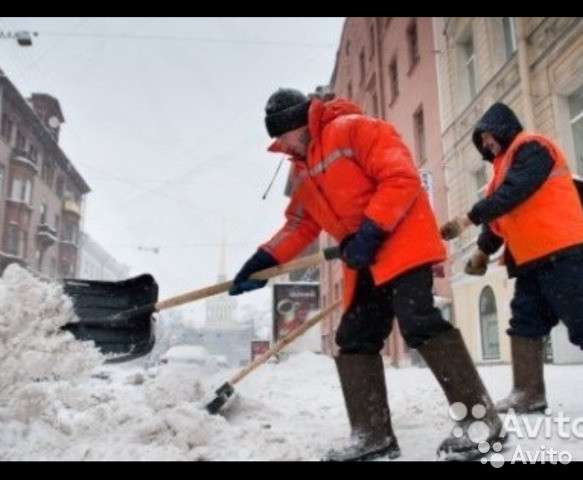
61, 274, 158, 363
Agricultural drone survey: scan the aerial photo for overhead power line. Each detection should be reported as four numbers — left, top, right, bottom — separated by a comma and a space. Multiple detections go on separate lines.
38, 31, 336, 49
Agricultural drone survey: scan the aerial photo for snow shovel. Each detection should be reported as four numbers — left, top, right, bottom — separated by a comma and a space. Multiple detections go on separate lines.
205, 299, 342, 415
62, 246, 342, 361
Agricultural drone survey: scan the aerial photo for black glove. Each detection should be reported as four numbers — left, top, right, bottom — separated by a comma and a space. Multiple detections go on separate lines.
229, 249, 278, 296
340, 217, 386, 270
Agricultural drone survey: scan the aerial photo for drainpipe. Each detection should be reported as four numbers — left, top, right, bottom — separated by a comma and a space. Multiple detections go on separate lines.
375, 18, 388, 120
515, 17, 535, 131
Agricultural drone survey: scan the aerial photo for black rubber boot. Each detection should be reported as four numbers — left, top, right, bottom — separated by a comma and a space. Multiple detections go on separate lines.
496, 336, 548, 414
323, 354, 401, 462
418, 328, 505, 461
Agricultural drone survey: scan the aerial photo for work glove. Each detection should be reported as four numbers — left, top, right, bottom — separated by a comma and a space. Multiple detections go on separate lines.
440, 214, 473, 241
229, 249, 278, 296
340, 217, 386, 270
465, 250, 489, 276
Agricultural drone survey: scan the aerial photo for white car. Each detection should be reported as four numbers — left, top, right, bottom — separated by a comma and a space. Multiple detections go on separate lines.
160, 345, 229, 372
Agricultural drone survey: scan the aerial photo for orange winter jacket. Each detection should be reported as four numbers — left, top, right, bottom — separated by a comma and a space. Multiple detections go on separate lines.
261, 98, 446, 308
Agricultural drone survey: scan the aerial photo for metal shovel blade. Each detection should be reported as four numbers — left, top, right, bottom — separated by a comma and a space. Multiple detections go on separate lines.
61, 274, 158, 362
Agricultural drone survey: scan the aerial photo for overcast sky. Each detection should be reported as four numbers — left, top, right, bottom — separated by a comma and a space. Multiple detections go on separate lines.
0, 17, 344, 324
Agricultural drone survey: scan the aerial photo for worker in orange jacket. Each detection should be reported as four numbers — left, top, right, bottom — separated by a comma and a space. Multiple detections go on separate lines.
230, 88, 503, 461
442, 102, 583, 415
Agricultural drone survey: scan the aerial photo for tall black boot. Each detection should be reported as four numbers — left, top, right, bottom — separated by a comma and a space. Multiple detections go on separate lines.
323, 353, 400, 461
418, 329, 505, 461
496, 336, 547, 413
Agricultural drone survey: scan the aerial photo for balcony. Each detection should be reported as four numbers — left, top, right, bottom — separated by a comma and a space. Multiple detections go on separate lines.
36, 223, 59, 248
62, 198, 81, 217
0, 250, 27, 271
11, 149, 39, 174
5, 196, 34, 212
59, 239, 78, 248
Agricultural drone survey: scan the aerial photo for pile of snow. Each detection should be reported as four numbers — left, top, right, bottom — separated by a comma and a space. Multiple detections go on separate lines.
0, 264, 104, 408
0, 265, 320, 460
0, 265, 103, 457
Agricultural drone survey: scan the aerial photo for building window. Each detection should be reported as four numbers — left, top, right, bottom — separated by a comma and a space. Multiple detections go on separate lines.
63, 222, 79, 245
502, 17, 517, 59
40, 203, 48, 225
68, 188, 81, 204
10, 176, 33, 204
1, 114, 13, 143
474, 165, 488, 200
359, 48, 366, 84
55, 176, 65, 199
41, 157, 56, 187
413, 106, 427, 165
464, 40, 477, 99
389, 55, 399, 104
407, 18, 420, 71
15, 130, 26, 151
5, 224, 25, 257
568, 85, 583, 175
28, 144, 39, 164
479, 287, 500, 360
458, 33, 478, 102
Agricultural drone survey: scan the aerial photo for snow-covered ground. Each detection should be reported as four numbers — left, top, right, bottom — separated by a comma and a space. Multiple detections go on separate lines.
2, 264, 583, 463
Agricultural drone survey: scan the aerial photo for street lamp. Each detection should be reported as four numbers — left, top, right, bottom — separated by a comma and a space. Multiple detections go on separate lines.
0, 30, 38, 47
15, 31, 37, 47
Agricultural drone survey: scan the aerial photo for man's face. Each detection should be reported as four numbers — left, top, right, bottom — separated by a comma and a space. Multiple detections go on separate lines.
278, 126, 310, 157
481, 132, 502, 157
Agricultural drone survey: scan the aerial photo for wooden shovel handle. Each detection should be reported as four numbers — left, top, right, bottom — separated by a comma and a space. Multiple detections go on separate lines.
229, 301, 342, 386
154, 246, 341, 312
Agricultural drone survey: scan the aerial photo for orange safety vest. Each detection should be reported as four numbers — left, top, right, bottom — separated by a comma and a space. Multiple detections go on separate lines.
487, 132, 583, 265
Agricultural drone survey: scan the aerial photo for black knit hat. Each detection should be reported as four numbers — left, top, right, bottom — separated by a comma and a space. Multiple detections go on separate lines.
265, 88, 311, 138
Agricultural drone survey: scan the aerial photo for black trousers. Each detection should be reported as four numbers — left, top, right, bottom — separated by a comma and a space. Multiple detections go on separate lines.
508, 253, 583, 348
335, 264, 453, 354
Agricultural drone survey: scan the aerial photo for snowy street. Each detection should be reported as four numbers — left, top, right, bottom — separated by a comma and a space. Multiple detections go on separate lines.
3, 344, 583, 461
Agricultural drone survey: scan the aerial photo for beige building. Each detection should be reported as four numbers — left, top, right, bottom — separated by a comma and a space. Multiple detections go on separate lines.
434, 17, 583, 364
